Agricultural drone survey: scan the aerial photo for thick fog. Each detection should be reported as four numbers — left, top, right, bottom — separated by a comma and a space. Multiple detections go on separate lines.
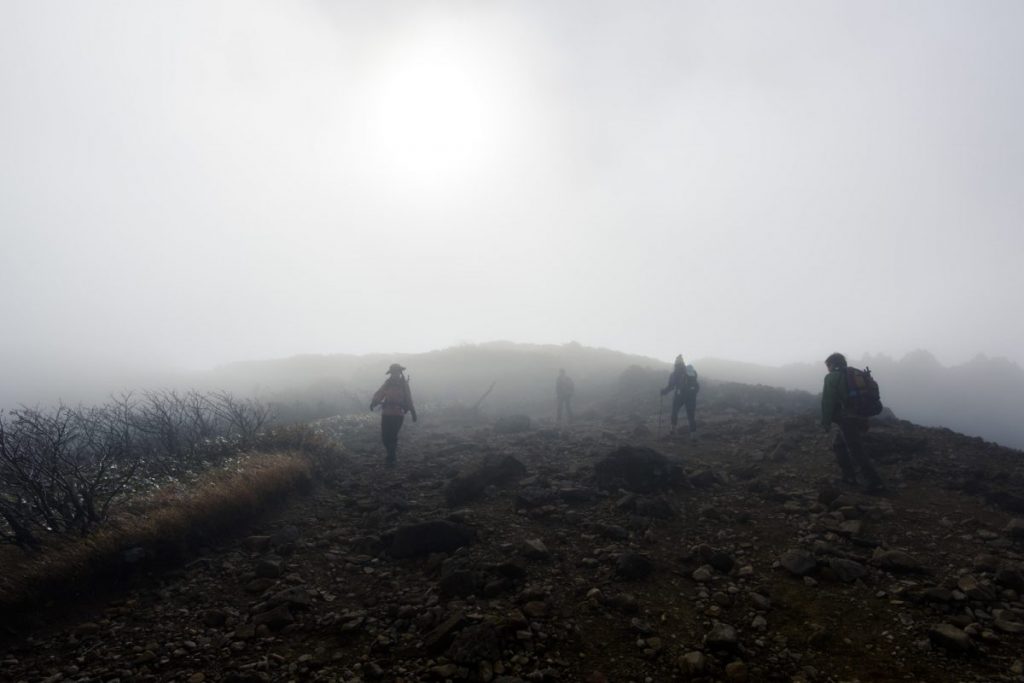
3, 2, 1024, 409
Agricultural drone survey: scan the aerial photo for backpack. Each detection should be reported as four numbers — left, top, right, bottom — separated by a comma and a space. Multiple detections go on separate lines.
844, 367, 882, 417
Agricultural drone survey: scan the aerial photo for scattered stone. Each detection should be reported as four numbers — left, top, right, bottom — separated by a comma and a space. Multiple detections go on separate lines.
779, 549, 817, 577
254, 557, 283, 578
445, 454, 528, 506
725, 660, 748, 682
928, 623, 974, 652
1006, 518, 1024, 539
616, 553, 654, 580
250, 603, 294, 629
872, 549, 926, 574
677, 651, 707, 675
828, 558, 868, 583
705, 621, 738, 650
447, 623, 502, 664
389, 520, 477, 558
520, 538, 550, 560
595, 446, 680, 493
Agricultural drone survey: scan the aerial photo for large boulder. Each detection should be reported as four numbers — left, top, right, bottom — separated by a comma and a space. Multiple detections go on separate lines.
389, 520, 477, 558
444, 454, 527, 506
595, 446, 681, 493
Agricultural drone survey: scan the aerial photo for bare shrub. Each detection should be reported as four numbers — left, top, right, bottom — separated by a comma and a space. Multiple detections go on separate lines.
0, 390, 276, 548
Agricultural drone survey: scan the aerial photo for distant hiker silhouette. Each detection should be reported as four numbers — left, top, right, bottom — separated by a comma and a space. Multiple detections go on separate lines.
370, 363, 417, 467
821, 352, 884, 492
556, 368, 575, 423
660, 355, 700, 439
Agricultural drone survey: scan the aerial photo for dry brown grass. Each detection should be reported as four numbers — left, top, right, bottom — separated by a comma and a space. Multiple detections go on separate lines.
0, 450, 314, 616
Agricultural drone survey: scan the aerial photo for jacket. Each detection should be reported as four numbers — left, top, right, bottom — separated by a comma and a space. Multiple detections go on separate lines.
372, 378, 415, 417
821, 369, 847, 427
662, 365, 699, 396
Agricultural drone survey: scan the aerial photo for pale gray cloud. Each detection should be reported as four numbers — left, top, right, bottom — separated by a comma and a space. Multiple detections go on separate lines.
2, 0, 1022, 399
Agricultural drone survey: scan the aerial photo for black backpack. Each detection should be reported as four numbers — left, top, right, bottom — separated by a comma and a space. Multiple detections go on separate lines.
844, 367, 883, 417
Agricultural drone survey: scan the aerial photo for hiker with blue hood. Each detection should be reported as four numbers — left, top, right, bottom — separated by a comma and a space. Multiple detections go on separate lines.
660, 355, 700, 439
370, 363, 417, 466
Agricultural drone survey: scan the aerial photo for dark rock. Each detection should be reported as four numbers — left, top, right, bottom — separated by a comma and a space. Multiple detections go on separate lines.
994, 566, 1024, 592
689, 469, 721, 489
389, 520, 477, 558
928, 623, 974, 652
519, 538, 550, 560
270, 525, 300, 547
595, 523, 630, 541
251, 603, 294, 629
255, 557, 283, 579
595, 446, 680, 493
872, 549, 926, 574
558, 487, 597, 504
779, 549, 817, 577
705, 621, 739, 650
202, 609, 228, 627
605, 593, 640, 614
616, 553, 654, 580
439, 570, 480, 598
444, 454, 528, 506
828, 558, 868, 583
244, 578, 275, 594
633, 495, 678, 519
446, 623, 502, 664
708, 551, 736, 574
422, 611, 467, 654
515, 488, 558, 510
243, 536, 272, 553
1006, 518, 1024, 539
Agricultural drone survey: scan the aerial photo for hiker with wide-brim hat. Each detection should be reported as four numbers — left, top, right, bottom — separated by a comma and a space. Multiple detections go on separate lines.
370, 363, 417, 466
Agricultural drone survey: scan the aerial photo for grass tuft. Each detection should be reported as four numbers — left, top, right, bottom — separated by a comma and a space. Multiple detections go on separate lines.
0, 450, 314, 619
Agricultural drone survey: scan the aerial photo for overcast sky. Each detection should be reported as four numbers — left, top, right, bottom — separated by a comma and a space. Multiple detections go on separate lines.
3, 0, 1023, 381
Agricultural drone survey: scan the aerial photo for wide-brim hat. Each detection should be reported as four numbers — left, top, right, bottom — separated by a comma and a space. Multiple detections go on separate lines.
386, 363, 406, 375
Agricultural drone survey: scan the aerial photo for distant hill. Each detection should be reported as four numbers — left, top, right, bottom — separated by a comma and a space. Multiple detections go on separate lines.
695, 351, 1024, 450
6, 342, 1021, 450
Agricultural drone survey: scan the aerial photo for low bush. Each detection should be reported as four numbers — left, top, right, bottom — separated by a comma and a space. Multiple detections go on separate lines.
0, 451, 312, 614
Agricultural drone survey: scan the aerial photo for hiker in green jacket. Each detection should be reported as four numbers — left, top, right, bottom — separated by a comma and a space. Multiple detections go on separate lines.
822, 352, 883, 491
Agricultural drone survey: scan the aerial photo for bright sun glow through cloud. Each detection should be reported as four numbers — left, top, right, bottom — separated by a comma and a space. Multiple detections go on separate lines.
359, 24, 510, 199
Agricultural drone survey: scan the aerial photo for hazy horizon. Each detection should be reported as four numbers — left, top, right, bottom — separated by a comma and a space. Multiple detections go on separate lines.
3, 2, 1023, 384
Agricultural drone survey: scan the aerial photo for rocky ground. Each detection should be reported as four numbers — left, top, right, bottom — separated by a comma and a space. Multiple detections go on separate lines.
2, 405, 1024, 683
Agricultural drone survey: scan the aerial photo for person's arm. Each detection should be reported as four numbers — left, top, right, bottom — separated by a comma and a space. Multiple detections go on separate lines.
821, 373, 838, 429
370, 386, 384, 411
660, 371, 677, 396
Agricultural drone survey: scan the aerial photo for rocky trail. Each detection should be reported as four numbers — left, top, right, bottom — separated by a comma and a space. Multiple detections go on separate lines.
3, 407, 1024, 683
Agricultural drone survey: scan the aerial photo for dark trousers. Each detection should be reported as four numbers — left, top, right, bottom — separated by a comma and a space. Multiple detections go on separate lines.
381, 414, 404, 463
833, 417, 880, 485
671, 391, 697, 433
557, 396, 573, 422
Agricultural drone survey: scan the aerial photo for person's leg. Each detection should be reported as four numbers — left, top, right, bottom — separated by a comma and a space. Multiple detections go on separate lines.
842, 419, 881, 487
557, 398, 564, 422
566, 397, 573, 423
382, 415, 404, 465
670, 394, 683, 432
832, 427, 858, 483
685, 394, 697, 435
